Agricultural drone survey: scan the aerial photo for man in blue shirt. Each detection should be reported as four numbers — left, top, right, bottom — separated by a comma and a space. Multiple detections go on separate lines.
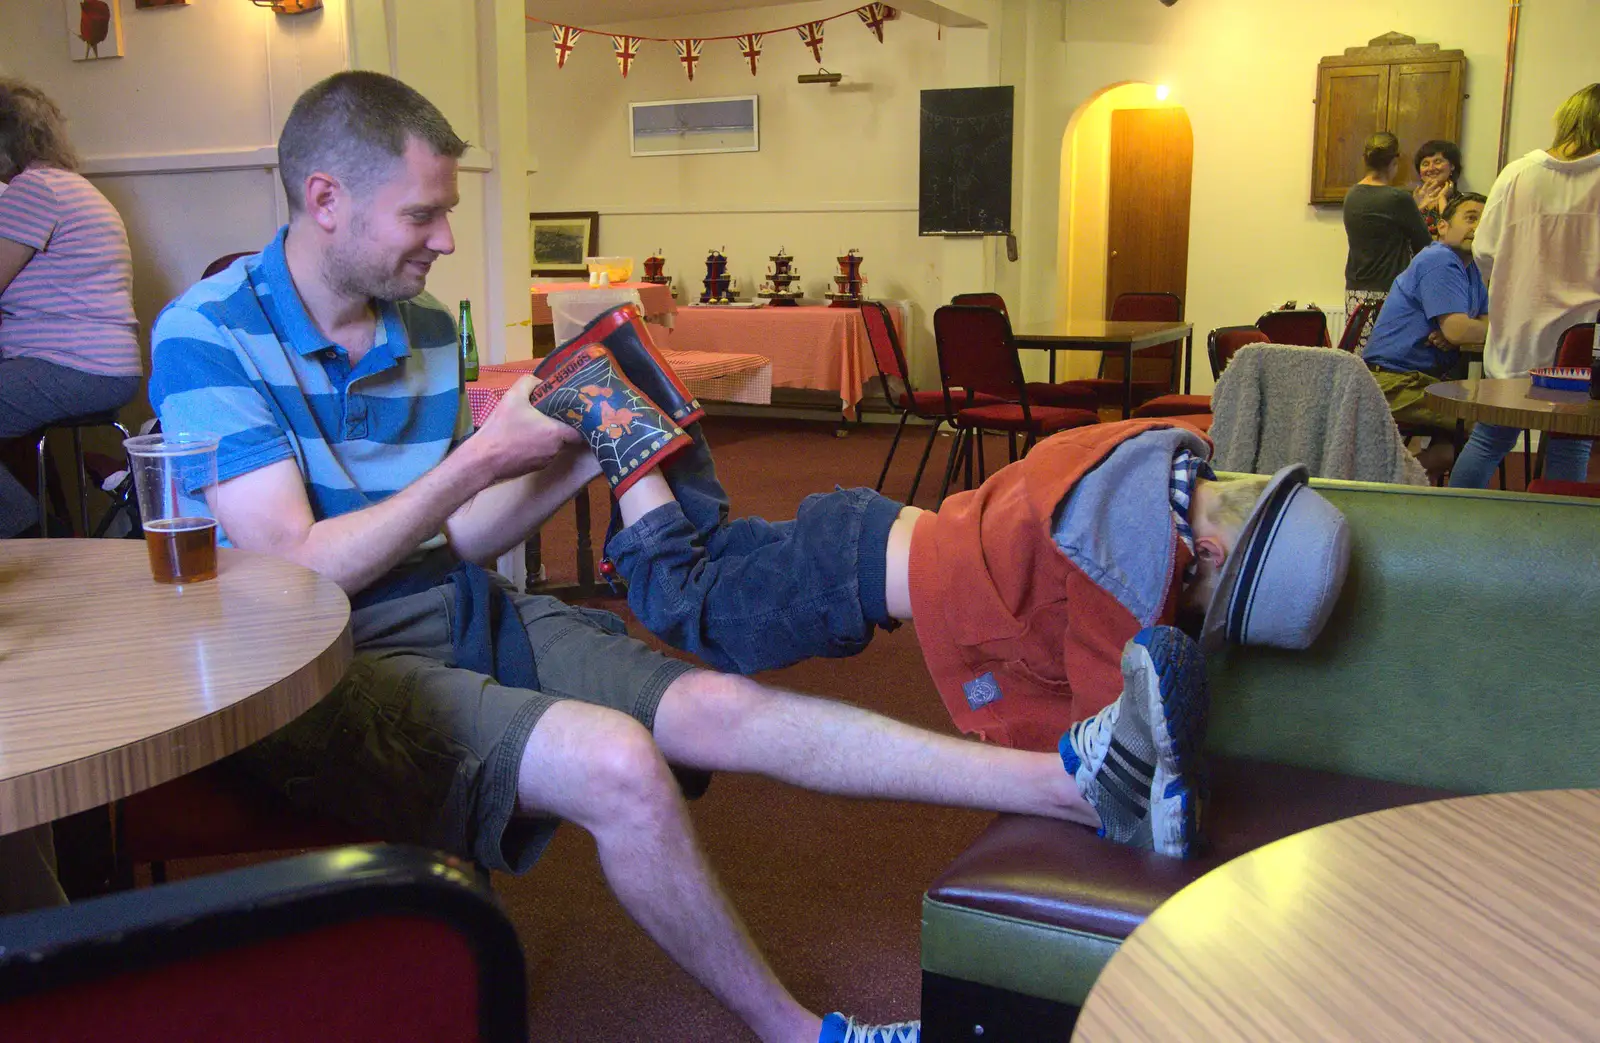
145, 71, 1119, 1043
1362, 193, 1489, 476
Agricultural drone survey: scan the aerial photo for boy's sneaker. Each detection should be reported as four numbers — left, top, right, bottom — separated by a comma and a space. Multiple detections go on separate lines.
818, 1013, 919, 1043
1058, 625, 1209, 858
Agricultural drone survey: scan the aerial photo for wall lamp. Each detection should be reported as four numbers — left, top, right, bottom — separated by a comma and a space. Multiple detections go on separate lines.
249, 0, 322, 13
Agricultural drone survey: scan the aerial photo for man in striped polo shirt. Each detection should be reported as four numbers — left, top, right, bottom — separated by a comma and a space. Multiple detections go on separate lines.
148, 72, 1102, 1043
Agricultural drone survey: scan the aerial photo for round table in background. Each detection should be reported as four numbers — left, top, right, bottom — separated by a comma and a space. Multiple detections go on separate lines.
1426, 377, 1600, 436
1074, 790, 1600, 1042
0, 539, 352, 836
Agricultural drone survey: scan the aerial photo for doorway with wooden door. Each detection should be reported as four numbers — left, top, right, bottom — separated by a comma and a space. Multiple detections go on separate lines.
1057, 83, 1194, 382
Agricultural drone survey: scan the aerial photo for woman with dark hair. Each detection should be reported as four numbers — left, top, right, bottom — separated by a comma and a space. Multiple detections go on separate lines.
1342, 132, 1433, 354
1413, 139, 1464, 237
0, 77, 139, 538
1450, 83, 1600, 489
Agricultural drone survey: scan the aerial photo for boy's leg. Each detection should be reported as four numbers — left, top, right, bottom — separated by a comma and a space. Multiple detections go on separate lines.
607, 479, 903, 675
532, 343, 690, 495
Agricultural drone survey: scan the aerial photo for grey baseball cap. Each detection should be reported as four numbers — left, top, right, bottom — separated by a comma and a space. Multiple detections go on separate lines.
1199, 465, 1351, 654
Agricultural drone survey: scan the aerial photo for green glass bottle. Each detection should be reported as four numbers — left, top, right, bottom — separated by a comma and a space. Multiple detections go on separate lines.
458, 300, 480, 383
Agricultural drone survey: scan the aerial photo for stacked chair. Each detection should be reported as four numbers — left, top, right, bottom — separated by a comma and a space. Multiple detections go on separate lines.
932, 304, 1099, 502
861, 299, 999, 506
1207, 325, 1269, 380
1256, 307, 1331, 347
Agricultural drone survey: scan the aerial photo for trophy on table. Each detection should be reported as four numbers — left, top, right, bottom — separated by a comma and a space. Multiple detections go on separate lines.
757, 247, 803, 306
642, 249, 670, 285
700, 248, 738, 305
825, 248, 866, 308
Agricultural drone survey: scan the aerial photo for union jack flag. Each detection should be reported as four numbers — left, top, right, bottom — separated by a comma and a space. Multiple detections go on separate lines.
796, 21, 825, 64
674, 38, 702, 81
611, 35, 640, 78
736, 33, 763, 76
551, 25, 583, 69
857, 4, 893, 43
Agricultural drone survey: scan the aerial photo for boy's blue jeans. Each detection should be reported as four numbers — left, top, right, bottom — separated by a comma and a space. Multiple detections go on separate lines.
604, 424, 905, 675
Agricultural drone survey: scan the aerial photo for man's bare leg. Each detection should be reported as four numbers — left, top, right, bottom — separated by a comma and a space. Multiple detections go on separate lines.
652, 671, 1100, 830
517, 700, 822, 1043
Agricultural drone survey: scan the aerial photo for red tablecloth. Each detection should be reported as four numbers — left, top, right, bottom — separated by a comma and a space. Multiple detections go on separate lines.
655, 303, 902, 419
530, 281, 676, 327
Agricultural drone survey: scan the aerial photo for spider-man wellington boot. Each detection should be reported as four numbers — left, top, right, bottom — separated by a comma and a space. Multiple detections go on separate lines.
535, 304, 704, 427
531, 344, 691, 496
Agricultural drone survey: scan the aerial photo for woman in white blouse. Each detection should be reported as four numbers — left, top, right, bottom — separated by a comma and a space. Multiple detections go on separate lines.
1449, 84, 1600, 488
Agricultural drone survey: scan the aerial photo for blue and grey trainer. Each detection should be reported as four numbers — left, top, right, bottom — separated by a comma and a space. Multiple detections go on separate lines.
818, 1013, 919, 1043
1058, 626, 1209, 858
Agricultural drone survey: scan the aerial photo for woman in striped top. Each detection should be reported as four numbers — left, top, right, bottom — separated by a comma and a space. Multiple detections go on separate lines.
0, 78, 139, 537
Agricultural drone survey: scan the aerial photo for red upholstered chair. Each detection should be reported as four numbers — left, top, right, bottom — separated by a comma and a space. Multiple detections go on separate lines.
1335, 300, 1381, 353
1208, 325, 1270, 380
0, 845, 527, 1043
113, 760, 376, 887
1256, 308, 1331, 347
932, 305, 1098, 503
202, 251, 252, 279
861, 299, 995, 505
952, 292, 1099, 410
1528, 322, 1597, 480
1061, 292, 1186, 414
950, 291, 1009, 318
1527, 479, 1600, 497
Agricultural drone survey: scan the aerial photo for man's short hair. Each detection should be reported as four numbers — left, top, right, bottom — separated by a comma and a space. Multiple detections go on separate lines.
1441, 192, 1486, 222
277, 71, 467, 213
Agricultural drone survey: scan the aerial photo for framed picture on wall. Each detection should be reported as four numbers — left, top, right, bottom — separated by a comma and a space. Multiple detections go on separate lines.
529, 211, 599, 277
629, 96, 760, 157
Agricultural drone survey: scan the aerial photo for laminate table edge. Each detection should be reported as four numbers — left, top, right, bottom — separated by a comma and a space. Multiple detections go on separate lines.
0, 620, 353, 836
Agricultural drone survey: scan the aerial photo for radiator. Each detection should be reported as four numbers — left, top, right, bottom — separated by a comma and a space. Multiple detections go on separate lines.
1324, 308, 1348, 346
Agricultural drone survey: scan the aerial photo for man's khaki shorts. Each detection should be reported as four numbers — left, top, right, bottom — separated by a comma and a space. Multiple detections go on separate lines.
236, 583, 696, 872
1371, 367, 1458, 432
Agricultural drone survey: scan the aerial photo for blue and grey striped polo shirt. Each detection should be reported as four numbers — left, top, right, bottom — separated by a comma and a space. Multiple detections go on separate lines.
148, 226, 470, 546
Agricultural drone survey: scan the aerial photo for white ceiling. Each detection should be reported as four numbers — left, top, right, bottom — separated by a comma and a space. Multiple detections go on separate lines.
524, 0, 805, 30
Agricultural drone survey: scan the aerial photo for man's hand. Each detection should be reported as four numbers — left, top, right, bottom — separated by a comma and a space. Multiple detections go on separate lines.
1426, 329, 1454, 351
466, 374, 586, 483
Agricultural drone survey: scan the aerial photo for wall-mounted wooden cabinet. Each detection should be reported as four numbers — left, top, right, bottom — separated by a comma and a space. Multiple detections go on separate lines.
1311, 32, 1465, 205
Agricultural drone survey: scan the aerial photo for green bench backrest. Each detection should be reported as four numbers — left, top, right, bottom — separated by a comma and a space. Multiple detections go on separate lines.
1207, 480, 1600, 793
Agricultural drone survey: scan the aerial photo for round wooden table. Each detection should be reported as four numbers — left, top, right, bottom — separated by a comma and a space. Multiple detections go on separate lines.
1074, 790, 1600, 1042
1426, 377, 1600, 436
0, 540, 352, 836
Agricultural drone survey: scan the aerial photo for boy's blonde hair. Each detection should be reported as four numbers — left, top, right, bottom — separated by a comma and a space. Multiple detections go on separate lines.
1202, 475, 1270, 538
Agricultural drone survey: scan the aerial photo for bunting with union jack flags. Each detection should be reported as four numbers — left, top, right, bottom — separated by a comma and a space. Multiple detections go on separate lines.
535, 6, 897, 79
857, 4, 893, 43
551, 25, 583, 69
796, 21, 825, 63
674, 38, 703, 81
736, 33, 763, 76
611, 35, 640, 78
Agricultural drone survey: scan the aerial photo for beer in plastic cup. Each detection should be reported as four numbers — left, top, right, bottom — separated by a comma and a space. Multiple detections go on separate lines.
123, 433, 220, 584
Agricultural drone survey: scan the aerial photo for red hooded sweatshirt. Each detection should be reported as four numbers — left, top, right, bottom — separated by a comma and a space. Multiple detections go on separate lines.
907, 420, 1209, 752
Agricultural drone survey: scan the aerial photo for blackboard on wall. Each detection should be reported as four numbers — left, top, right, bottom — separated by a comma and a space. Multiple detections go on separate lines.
919, 86, 1014, 236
